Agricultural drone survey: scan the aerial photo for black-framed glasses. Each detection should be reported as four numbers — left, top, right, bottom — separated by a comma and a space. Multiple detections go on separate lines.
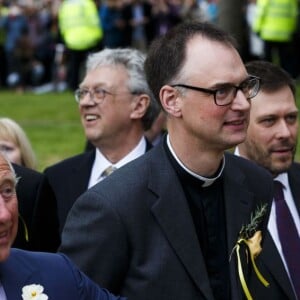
170, 75, 261, 106
74, 87, 115, 104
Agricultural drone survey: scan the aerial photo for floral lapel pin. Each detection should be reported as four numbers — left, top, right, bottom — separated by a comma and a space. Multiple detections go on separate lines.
230, 203, 269, 300
22, 284, 48, 300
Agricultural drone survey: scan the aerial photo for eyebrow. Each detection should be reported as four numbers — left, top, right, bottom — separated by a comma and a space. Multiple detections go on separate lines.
207, 76, 251, 89
79, 84, 111, 90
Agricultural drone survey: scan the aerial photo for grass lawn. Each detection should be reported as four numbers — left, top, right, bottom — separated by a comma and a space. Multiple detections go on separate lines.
0, 90, 86, 171
0, 86, 300, 172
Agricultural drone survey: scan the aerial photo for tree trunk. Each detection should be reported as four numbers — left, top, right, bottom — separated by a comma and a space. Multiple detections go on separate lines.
217, 0, 249, 60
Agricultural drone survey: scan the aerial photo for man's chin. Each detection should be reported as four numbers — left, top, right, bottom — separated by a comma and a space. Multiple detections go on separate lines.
271, 161, 292, 175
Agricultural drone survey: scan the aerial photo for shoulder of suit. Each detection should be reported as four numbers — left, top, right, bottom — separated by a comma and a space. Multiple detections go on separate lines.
12, 163, 42, 178
10, 248, 70, 268
225, 151, 272, 180
44, 150, 95, 173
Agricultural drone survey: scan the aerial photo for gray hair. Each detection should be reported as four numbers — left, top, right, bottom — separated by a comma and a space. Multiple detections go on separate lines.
0, 151, 18, 186
86, 48, 160, 130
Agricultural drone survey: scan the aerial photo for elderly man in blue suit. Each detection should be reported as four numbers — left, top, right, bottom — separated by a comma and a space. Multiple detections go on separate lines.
0, 152, 125, 300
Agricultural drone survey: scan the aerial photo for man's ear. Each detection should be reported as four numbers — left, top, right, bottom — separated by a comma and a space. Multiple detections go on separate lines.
160, 85, 182, 117
130, 94, 150, 120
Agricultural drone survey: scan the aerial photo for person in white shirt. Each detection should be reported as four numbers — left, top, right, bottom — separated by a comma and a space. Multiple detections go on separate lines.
38, 48, 160, 234
236, 60, 300, 300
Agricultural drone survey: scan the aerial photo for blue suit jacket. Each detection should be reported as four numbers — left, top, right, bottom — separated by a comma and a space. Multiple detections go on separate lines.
0, 249, 126, 300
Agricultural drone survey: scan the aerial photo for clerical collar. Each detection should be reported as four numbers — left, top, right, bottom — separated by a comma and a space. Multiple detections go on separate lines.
166, 134, 225, 187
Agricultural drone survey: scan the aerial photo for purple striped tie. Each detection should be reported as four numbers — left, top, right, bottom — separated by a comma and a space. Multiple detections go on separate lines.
274, 180, 300, 299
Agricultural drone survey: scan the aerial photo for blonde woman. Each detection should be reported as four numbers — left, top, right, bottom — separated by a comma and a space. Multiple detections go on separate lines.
0, 117, 37, 169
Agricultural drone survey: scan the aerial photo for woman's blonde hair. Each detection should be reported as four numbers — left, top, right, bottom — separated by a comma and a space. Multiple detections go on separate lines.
0, 118, 37, 169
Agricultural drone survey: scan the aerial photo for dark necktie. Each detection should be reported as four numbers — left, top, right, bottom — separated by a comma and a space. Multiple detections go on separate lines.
274, 180, 300, 299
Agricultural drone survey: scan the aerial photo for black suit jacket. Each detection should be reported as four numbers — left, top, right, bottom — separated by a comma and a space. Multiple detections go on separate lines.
60, 145, 273, 300
249, 162, 300, 300
12, 164, 60, 252
13, 164, 42, 250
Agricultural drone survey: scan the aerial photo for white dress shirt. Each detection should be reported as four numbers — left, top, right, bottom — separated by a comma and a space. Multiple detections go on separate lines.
88, 137, 147, 188
0, 282, 7, 300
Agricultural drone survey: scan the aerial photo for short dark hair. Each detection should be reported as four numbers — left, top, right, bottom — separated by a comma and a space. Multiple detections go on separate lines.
144, 21, 238, 106
245, 60, 296, 97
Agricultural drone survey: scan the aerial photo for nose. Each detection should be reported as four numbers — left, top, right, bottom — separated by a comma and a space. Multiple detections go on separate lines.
231, 90, 251, 111
275, 120, 292, 139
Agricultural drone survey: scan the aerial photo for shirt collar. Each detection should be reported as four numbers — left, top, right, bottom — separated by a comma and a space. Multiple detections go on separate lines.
94, 136, 147, 175
234, 147, 240, 156
274, 172, 289, 189
166, 134, 225, 187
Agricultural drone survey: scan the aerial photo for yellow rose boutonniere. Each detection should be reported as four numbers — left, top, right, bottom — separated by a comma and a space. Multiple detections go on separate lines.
230, 204, 269, 300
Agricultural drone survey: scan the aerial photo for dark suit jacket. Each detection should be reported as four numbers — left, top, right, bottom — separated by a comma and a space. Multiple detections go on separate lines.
12, 164, 42, 250
44, 150, 95, 233
12, 164, 60, 252
249, 162, 300, 300
60, 144, 273, 300
0, 248, 125, 300
44, 140, 152, 233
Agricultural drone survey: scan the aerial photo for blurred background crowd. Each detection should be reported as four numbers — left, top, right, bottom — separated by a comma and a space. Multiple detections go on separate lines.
0, 0, 299, 94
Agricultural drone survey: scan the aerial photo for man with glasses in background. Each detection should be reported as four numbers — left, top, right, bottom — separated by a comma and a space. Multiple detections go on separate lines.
38, 48, 159, 234
60, 21, 273, 300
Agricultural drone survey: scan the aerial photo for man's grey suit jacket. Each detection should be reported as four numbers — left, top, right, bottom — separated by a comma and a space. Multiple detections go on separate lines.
43, 140, 152, 233
60, 144, 273, 300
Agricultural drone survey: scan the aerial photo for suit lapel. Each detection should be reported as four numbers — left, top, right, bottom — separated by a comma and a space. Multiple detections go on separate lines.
260, 232, 296, 299
69, 151, 95, 198
223, 166, 253, 300
145, 138, 153, 152
149, 147, 214, 300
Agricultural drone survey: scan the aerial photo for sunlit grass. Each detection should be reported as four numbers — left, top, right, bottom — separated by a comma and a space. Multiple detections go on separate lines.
0, 90, 85, 171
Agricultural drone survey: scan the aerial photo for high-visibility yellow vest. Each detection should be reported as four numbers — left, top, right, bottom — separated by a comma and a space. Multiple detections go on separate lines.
253, 0, 298, 42
58, 0, 103, 50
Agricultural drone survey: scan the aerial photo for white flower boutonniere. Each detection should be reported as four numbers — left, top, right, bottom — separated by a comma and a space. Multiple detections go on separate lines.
230, 204, 269, 300
22, 284, 48, 300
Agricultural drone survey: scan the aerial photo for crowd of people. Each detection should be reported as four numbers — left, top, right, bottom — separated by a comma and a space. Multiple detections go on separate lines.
0, 0, 219, 93
0, 1, 299, 300
1, 0, 300, 92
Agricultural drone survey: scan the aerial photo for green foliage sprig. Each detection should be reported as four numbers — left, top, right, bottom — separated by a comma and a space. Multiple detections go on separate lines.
239, 204, 268, 240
